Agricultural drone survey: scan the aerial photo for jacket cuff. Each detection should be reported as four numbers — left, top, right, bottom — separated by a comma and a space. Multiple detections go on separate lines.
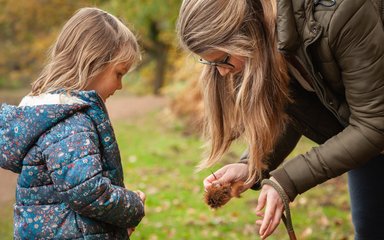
125, 190, 145, 227
270, 168, 298, 201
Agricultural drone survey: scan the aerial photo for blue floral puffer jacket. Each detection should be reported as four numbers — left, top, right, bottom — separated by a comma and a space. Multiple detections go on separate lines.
0, 90, 144, 239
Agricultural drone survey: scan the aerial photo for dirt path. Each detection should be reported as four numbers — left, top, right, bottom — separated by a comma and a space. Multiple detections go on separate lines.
0, 95, 167, 204
106, 95, 168, 120
0, 169, 17, 202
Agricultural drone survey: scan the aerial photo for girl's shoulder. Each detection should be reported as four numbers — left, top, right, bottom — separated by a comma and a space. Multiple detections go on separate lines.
39, 109, 98, 149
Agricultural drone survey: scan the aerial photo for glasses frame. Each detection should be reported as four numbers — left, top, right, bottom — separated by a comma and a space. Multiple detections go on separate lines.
198, 54, 235, 70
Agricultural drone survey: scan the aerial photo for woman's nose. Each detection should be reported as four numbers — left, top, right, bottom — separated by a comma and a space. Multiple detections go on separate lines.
216, 66, 231, 76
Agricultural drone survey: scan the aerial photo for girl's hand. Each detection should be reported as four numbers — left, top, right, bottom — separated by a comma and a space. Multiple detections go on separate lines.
255, 177, 284, 239
203, 163, 255, 192
127, 227, 135, 236
134, 190, 146, 203
127, 190, 146, 237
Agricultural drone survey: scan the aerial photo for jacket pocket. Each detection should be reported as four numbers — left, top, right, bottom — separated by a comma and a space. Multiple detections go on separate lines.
14, 203, 82, 239
76, 214, 127, 238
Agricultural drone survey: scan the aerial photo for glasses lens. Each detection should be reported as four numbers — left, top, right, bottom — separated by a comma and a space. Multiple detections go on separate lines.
216, 63, 234, 69
198, 55, 235, 69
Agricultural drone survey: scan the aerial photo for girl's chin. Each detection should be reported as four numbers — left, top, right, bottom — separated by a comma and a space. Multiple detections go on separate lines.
99, 95, 107, 102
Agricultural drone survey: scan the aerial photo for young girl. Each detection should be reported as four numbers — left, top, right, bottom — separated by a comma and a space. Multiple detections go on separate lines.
0, 7, 145, 239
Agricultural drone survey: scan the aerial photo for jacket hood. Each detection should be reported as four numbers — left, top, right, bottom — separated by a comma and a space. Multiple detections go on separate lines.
0, 90, 102, 173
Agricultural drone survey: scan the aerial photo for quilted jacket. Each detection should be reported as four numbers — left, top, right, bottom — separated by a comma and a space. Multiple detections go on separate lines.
263, 0, 384, 200
0, 90, 144, 239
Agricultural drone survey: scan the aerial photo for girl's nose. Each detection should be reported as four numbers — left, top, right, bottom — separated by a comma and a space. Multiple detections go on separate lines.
117, 80, 123, 90
216, 66, 231, 76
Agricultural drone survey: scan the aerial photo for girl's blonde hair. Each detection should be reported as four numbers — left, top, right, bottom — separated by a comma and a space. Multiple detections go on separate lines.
31, 7, 141, 95
177, 0, 291, 184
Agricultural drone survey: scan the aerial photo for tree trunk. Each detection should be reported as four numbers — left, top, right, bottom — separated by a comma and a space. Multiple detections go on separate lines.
153, 43, 168, 95
147, 20, 169, 95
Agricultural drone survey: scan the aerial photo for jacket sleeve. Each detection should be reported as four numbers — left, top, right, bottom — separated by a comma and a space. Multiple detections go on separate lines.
43, 114, 144, 229
271, 0, 384, 201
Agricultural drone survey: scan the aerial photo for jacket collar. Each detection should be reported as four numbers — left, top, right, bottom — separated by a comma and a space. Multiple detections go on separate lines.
277, 0, 300, 52
277, 0, 321, 53
19, 93, 86, 107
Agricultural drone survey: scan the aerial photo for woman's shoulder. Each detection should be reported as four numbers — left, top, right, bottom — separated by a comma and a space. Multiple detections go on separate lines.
327, 0, 380, 33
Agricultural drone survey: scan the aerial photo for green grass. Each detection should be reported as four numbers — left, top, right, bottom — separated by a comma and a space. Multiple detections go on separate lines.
0, 109, 353, 239
0, 200, 13, 239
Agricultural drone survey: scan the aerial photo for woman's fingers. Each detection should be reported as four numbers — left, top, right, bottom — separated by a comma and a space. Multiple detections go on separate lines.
256, 190, 266, 213
257, 185, 284, 239
203, 165, 233, 189
260, 206, 282, 239
259, 196, 276, 237
203, 173, 219, 185
204, 163, 250, 189
256, 188, 268, 236
203, 171, 224, 189
269, 206, 283, 234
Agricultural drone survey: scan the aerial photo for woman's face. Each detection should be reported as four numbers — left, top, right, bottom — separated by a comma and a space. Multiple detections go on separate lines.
86, 62, 131, 102
199, 51, 245, 76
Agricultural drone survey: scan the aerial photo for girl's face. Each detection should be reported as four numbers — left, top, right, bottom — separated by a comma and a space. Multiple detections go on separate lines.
86, 62, 131, 102
199, 51, 245, 76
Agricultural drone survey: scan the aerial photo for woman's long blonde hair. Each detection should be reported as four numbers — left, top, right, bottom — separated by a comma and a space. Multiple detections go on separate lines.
31, 7, 141, 95
177, 0, 290, 184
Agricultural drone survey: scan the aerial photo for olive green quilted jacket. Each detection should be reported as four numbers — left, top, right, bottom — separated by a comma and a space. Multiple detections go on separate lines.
266, 0, 384, 201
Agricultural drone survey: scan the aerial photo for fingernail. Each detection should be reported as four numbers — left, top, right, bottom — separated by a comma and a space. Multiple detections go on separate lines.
213, 182, 221, 187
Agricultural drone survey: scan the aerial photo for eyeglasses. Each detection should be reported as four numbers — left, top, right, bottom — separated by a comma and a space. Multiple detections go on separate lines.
198, 54, 235, 70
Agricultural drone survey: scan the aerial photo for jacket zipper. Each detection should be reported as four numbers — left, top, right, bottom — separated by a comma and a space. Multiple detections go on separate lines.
302, 24, 347, 126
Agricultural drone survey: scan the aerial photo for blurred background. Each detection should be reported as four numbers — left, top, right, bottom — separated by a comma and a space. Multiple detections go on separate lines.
0, 0, 352, 239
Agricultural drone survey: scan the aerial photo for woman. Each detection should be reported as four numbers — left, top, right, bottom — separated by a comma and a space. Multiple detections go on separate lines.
177, 0, 384, 239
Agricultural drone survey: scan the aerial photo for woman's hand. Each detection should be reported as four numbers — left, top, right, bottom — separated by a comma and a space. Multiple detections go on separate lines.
203, 163, 255, 192
255, 177, 284, 239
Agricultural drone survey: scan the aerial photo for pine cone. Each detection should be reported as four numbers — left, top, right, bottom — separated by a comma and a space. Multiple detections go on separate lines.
204, 181, 244, 209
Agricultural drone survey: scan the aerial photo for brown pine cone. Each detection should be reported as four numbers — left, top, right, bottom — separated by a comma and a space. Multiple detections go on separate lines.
204, 181, 244, 209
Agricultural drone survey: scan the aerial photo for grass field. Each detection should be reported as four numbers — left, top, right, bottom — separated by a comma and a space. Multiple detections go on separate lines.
0, 109, 353, 239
